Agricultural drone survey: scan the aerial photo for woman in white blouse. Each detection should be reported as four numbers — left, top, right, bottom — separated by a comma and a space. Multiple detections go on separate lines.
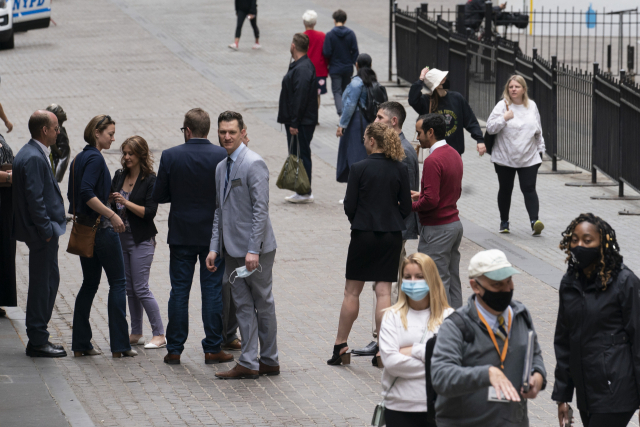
379, 252, 453, 427
486, 75, 545, 236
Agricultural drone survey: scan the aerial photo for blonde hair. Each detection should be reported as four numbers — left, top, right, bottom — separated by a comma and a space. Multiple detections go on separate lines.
386, 253, 451, 332
502, 74, 530, 108
364, 122, 405, 162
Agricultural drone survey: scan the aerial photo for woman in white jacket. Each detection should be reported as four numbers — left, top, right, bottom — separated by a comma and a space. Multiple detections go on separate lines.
486, 75, 545, 236
379, 253, 453, 427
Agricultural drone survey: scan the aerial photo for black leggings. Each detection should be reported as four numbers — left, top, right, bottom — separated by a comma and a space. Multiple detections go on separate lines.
235, 10, 259, 39
384, 408, 436, 427
579, 410, 635, 427
494, 163, 540, 223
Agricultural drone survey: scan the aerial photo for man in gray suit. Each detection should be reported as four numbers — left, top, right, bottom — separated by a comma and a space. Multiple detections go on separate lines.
12, 110, 67, 357
206, 111, 279, 379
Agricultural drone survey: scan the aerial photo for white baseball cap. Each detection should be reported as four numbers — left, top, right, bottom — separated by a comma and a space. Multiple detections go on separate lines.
468, 249, 520, 281
421, 68, 449, 95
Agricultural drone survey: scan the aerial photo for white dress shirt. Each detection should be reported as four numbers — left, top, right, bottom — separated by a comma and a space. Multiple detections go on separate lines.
33, 139, 50, 156
429, 140, 448, 154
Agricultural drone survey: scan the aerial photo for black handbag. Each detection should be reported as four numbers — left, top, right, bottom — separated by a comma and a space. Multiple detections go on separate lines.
484, 130, 496, 155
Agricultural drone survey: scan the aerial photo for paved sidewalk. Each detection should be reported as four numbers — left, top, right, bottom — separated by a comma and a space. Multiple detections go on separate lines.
1, 0, 639, 426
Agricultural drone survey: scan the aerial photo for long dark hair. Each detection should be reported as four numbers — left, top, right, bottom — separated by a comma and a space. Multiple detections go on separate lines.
120, 136, 155, 179
356, 53, 377, 87
559, 213, 623, 290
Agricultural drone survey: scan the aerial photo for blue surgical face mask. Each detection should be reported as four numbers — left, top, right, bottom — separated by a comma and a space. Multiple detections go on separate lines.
230, 264, 262, 284
401, 279, 430, 301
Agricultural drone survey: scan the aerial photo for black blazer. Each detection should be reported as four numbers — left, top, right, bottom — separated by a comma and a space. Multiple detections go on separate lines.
343, 153, 412, 232
111, 169, 158, 244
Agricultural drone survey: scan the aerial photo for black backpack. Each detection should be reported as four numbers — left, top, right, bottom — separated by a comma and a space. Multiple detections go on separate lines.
424, 310, 533, 424
361, 82, 388, 123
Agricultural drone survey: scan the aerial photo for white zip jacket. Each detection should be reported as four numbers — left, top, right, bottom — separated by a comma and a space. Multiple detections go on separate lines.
379, 307, 454, 412
486, 99, 545, 168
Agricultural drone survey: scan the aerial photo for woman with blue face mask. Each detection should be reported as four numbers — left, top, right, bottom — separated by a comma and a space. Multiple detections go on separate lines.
378, 253, 453, 427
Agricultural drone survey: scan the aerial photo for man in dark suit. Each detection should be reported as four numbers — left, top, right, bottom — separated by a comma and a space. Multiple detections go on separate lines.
152, 108, 234, 366
12, 110, 67, 357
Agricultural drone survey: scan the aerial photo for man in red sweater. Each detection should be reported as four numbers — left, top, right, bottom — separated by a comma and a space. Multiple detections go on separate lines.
411, 114, 464, 308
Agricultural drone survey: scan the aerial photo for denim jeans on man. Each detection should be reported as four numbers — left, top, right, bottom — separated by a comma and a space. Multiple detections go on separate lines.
72, 228, 131, 353
166, 245, 225, 355
330, 72, 352, 116
285, 124, 316, 192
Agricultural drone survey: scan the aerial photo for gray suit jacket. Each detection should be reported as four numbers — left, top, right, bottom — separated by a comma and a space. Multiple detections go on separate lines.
400, 132, 420, 240
210, 145, 277, 258
12, 140, 66, 243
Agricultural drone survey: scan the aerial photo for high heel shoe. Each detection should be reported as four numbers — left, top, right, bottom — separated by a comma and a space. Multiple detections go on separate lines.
327, 342, 350, 365
112, 349, 138, 358
130, 337, 145, 346
73, 349, 102, 357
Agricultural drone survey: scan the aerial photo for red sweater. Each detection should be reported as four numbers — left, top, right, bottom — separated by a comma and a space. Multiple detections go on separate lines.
304, 29, 328, 77
412, 143, 463, 226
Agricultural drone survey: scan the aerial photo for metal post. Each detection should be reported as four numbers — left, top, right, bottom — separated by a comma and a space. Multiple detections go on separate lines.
551, 55, 558, 172
628, 45, 635, 76
607, 45, 612, 74
484, 1, 493, 42
456, 4, 465, 34
592, 62, 600, 180
421, 3, 429, 13
618, 70, 626, 197
389, 0, 393, 82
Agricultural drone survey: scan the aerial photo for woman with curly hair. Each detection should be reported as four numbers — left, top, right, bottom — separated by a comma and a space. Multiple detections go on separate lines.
327, 122, 412, 365
552, 213, 640, 427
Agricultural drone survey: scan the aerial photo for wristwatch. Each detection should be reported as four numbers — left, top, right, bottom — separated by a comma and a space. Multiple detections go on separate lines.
5, 172, 11, 183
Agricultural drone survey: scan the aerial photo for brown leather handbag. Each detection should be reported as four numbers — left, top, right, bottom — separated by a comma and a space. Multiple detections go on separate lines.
66, 158, 100, 258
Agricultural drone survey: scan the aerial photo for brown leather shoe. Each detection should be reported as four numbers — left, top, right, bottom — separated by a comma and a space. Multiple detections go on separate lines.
164, 353, 181, 365
215, 363, 259, 379
259, 360, 280, 376
204, 350, 234, 365
222, 338, 242, 351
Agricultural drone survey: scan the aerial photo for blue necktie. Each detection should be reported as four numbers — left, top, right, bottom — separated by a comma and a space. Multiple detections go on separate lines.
224, 157, 232, 195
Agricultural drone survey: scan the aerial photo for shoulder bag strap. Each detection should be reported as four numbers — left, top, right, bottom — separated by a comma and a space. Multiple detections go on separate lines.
71, 157, 77, 221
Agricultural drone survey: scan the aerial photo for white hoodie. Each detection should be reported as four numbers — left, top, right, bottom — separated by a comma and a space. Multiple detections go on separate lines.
379, 306, 454, 412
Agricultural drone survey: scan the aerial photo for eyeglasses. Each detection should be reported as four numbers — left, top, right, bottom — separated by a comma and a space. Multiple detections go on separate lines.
97, 115, 112, 127
180, 127, 187, 134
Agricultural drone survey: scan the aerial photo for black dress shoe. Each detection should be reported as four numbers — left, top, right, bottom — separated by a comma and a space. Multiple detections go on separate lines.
352, 341, 379, 356
48, 341, 64, 351
26, 342, 67, 358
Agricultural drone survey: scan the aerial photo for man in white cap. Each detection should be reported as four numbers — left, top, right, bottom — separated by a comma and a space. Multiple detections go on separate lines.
430, 249, 546, 427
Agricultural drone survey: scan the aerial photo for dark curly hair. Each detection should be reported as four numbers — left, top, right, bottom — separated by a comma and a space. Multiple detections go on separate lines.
559, 213, 623, 290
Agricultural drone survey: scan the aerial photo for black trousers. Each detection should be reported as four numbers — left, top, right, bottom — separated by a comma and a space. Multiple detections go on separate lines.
494, 162, 540, 223
384, 408, 436, 427
579, 410, 635, 427
235, 10, 259, 39
285, 124, 315, 193
25, 235, 60, 345
0, 187, 16, 306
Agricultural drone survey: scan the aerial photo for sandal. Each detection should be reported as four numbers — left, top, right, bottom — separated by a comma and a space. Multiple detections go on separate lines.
327, 342, 350, 365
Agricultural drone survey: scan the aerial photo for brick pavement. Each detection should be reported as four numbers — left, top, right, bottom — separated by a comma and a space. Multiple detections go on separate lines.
1, 0, 640, 425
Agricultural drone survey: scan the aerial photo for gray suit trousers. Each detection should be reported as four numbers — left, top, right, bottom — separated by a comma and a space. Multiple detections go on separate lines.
221, 271, 239, 344
417, 221, 464, 309
224, 249, 278, 370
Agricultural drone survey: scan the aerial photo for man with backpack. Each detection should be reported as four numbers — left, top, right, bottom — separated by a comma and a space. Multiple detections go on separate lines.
429, 249, 546, 427
277, 33, 318, 204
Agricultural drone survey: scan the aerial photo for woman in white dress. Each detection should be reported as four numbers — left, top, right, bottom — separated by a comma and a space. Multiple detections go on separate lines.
486, 75, 545, 236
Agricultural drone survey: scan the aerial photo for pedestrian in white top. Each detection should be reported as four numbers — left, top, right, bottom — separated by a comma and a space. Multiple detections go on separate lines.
379, 252, 454, 427
486, 75, 545, 236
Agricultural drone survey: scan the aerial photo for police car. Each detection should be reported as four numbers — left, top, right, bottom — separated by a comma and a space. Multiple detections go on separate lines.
0, 0, 51, 50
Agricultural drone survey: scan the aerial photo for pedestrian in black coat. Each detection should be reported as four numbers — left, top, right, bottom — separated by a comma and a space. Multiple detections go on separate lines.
229, 0, 260, 50
553, 213, 640, 427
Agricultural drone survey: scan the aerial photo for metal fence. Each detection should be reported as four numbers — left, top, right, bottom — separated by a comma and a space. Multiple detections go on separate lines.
620, 76, 640, 193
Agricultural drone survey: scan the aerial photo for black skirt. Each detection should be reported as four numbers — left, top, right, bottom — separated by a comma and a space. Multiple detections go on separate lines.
346, 230, 403, 282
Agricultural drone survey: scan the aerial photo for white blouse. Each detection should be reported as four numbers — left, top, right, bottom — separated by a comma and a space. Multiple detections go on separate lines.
486, 99, 545, 168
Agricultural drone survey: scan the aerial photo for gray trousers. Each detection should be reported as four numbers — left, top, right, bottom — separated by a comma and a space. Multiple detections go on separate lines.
224, 250, 278, 370
221, 271, 239, 344
418, 221, 464, 309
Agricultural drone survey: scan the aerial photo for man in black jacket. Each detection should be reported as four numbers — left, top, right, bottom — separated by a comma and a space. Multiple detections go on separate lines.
277, 33, 318, 204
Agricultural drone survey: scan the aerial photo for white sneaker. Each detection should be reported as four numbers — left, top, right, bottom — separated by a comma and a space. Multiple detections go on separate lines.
228, 42, 238, 50
252, 43, 261, 50
285, 193, 314, 204
338, 199, 344, 204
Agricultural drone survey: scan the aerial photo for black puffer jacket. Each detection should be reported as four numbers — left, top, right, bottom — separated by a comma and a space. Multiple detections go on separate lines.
552, 265, 640, 413
277, 55, 318, 128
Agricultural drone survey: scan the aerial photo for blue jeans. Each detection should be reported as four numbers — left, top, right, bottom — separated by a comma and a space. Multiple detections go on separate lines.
166, 245, 225, 354
72, 228, 131, 353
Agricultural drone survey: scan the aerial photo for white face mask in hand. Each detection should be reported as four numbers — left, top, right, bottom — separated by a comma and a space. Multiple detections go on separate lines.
230, 264, 262, 284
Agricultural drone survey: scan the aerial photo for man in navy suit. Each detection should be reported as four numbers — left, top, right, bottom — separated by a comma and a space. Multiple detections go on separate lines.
153, 108, 234, 365
12, 110, 67, 357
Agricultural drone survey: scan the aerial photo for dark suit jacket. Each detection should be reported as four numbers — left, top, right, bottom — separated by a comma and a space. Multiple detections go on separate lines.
112, 169, 158, 244
343, 153, 412, 232
12, 140, 66, 243
152, 138, 227, 246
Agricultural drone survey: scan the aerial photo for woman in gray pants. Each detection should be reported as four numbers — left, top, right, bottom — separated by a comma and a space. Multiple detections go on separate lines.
111, 136, 165, 349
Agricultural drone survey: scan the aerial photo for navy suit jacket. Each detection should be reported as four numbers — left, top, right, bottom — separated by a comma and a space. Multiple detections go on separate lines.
12, 140, 66, 243
152, 138, 227, 246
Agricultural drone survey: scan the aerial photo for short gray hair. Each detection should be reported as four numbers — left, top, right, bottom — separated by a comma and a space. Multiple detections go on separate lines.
302, 10, 317, 26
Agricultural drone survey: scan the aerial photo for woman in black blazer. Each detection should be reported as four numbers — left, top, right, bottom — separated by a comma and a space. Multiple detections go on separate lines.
111, 136, 165, 349
328, 122, 412, 365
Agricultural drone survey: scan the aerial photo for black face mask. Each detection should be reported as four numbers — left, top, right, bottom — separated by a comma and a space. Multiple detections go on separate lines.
477, 282, 513, 312
570, 246, 601, 269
